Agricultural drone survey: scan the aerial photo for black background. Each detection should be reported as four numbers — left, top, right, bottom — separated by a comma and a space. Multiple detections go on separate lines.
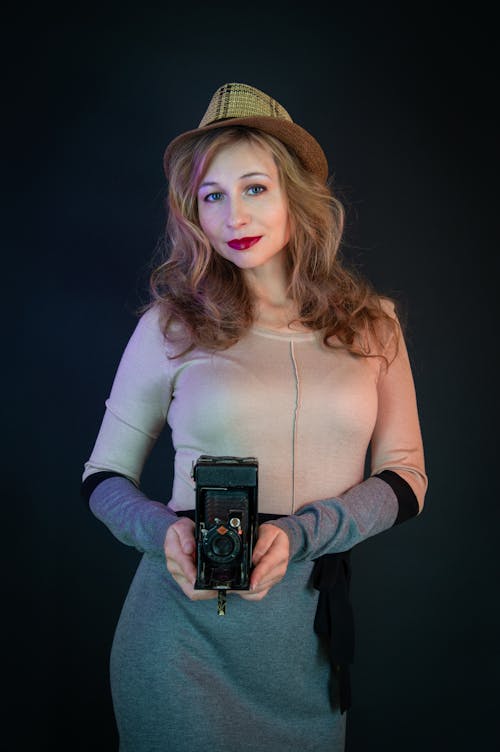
5, 3, 498, 750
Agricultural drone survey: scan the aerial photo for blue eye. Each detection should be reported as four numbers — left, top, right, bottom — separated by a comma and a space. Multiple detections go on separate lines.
204, 192, 224, 202
247, 185, 266, 195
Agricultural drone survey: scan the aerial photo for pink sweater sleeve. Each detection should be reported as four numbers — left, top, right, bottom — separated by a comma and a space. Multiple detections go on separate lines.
369, 306, 428, 510
82, 306, 174, 486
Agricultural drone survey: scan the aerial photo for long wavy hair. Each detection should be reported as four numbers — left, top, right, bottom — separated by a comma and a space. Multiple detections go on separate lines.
147, 126, 399, 363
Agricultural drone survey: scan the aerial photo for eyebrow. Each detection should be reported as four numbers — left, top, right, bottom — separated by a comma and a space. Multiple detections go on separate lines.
199, 172, 271, 189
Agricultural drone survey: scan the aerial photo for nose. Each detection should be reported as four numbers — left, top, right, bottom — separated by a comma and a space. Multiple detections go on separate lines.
225, 194, 250, 230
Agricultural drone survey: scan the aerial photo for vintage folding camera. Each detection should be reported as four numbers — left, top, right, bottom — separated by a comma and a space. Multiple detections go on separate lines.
193, 455, 258, 592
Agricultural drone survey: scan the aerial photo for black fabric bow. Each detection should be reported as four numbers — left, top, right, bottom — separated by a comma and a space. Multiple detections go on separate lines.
312, 551, 354, 714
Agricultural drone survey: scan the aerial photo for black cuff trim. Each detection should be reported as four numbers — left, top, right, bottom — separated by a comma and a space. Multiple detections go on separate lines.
374, 470, 419, 525
81, 471, 130, 505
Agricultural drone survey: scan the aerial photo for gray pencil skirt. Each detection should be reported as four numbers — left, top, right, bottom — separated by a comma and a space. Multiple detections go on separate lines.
110, 552, 346, 752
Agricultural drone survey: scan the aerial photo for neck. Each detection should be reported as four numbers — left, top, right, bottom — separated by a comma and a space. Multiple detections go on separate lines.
242, 250, 289, 305
242, 253, 306, 331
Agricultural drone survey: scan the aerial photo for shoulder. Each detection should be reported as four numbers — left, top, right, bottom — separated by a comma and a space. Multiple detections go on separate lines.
136, 303, 192, 358
379, 296, 396, 318
379, 295, 400, 335
136, 303, 162, 332
118, 305, 173, 368
129, 304, 166, 349
366, 296, 401, 365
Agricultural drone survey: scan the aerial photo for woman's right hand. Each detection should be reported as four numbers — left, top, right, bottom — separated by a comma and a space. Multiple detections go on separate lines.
164, 517, 218, 601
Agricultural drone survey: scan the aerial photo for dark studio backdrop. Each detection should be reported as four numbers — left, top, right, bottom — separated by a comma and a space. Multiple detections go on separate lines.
5, 3, 498, 751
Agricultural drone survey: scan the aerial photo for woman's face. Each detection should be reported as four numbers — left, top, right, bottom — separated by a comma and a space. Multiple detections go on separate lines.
197, 140, 290, 272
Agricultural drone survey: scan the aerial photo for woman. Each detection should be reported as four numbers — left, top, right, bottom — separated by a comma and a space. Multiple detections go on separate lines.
82, 82, 427, 752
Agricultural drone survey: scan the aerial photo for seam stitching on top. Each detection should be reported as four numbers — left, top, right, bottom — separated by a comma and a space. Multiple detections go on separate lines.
290, 341, 301, 514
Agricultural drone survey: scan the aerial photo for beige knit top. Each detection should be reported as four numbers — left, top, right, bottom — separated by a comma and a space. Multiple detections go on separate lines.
83, 306, 427, 515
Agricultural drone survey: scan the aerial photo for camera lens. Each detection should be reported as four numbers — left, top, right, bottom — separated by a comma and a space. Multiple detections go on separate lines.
204, 525, 241, 563
212, 536, 235, 557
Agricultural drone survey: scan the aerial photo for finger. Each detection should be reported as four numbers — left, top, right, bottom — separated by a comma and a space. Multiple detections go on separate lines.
252, 525, 279, 565
167, 564, 218, 601
251, 562, 287, 591
166, 553, 197, 583
183, 584, 219, 601
173, 518, 196, 556
165, 521, 197, 582
179, 581, 219, 601
251, 541, 288, 590
235, 587, 271, 601
165, 519, 193, 554
179, 531, 196, 556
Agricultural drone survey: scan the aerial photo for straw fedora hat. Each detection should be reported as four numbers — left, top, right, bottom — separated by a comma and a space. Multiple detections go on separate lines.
163, 82, 329, 183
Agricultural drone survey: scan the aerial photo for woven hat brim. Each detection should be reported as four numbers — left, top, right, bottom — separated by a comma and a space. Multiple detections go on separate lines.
163, 116, 329, 183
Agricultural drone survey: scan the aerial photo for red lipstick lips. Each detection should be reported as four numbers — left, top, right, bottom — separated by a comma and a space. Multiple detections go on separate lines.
227, 236, 262, 251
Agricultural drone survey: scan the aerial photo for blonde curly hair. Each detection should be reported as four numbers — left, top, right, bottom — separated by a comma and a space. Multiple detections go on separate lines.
146, 126, 399, 364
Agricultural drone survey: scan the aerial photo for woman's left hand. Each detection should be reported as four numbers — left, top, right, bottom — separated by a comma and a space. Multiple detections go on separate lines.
235, 523, 290, 601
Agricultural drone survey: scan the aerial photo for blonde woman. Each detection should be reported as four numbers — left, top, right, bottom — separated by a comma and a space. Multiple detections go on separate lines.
82, 82, 427, 752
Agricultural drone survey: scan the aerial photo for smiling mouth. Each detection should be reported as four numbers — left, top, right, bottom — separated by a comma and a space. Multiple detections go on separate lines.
227, 236, 262, 251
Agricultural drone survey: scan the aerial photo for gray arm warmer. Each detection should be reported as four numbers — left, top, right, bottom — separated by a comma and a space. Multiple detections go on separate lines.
269, 476, 401, 561
88, 476, 178, 557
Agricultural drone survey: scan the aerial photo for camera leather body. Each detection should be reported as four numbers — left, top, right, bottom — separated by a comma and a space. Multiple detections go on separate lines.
192, 456, 258, 591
